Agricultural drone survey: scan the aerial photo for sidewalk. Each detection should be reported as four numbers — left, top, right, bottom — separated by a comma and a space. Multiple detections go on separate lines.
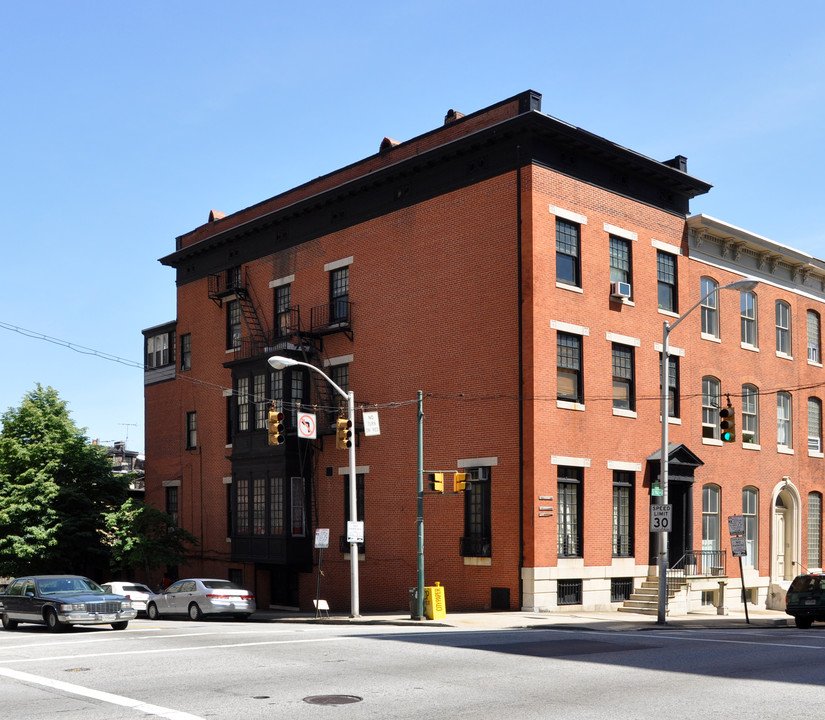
254, 606, 793, 632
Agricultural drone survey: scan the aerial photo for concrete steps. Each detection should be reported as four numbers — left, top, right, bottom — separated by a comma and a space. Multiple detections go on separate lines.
617, 576, 685, 616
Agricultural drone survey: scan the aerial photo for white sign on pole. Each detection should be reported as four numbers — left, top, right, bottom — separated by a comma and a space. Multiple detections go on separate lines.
314, 528, 330, 549
731, 536, 748, 558
297, 412, 317, 439
362, 410, 380, 436
346, 521, 364, 544
650, 504, 672, 533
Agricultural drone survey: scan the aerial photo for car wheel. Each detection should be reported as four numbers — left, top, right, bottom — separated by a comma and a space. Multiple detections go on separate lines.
1, 613, 18, 630
111, 621, 129, 630
45, 607, 65, 633
147, 603, 161, 620
795, 616, 813, 629
188, 603, 203, 621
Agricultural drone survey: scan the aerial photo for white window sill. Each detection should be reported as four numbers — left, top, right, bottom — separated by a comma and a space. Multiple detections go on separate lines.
741, 343, 760, 352
702, 438, 723, 446
556, 282, 583, 293
777, 446, 795, 455
776, 352, 793, 361
809, 451, 824, 459
809, 360, 823, 368
612, 408, 637, 418
659, 416, 682, 425
701, 333, 721, 343
658, 308, 679, 319
557, 400, 586, 411
742, 442, 761, 451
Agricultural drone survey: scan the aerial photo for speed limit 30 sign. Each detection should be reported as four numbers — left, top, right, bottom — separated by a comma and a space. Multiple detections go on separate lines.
650, 504, 672, 533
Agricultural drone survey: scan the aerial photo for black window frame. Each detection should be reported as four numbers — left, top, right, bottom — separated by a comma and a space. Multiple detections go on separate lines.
330, 267, 350, 323
609, 235, 632, 291
557, 465, 583, 558
555, 218, 581, 288
557, 332, 583, 404
611, 343, 635, 411
657, 251, 678, 313
461, 467, 492, 558
612, 471, 634, 557
185, 411, 197, 449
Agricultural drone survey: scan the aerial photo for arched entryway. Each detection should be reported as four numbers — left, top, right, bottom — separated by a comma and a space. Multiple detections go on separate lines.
772, 483, 800, 582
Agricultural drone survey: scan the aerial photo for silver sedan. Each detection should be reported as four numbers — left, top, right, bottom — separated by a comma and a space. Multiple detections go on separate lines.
146, 578, 256, 621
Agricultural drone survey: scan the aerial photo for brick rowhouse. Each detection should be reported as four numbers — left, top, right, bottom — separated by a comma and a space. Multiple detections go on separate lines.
143, 90, 825, 615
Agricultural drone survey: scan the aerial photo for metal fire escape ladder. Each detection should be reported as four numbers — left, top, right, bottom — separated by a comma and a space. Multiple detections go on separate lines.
237, 270, 269, 354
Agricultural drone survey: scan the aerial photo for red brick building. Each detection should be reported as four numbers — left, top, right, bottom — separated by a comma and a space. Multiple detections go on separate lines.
143, 90, 825, 614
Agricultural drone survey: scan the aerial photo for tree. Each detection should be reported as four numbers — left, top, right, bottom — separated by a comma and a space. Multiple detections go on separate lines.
0, 384, 129, 577
103, 497, 198, 588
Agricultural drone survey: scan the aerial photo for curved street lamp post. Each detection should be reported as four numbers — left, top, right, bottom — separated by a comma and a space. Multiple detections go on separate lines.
268, 355, 360, 618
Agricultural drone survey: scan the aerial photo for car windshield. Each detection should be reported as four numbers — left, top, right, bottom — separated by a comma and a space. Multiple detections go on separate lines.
38, 577, 104, 595
789, 575, 825, 593
202, 581, 243, 590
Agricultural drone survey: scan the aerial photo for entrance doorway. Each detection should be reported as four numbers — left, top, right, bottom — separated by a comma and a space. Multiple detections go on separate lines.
773, 489, 797, 581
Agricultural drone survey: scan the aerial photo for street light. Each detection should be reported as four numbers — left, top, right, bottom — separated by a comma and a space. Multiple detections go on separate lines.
657, 277, 759, 625
268, 355, 360, 617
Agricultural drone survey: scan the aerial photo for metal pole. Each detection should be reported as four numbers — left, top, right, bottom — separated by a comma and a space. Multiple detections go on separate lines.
657, 321, 670, 625
416, 390, 424, 620
739, 555, 750, 624
347, 390, 360, 617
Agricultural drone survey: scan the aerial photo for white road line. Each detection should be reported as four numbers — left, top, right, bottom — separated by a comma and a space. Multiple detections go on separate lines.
0, 666, 205, 719
0, 634, 351, 665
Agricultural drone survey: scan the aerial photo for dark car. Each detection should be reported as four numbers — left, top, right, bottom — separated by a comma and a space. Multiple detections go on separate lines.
785, 573, 825, 628
0, 575, 137, 632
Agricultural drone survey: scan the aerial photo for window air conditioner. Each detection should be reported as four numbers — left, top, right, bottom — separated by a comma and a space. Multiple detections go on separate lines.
610, 281, 632, 299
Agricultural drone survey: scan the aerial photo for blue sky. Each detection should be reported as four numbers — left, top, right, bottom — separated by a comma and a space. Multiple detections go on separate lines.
2, 1, 824, 454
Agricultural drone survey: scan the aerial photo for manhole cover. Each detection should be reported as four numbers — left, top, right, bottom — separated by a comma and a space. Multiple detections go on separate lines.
304, 695, 363, 705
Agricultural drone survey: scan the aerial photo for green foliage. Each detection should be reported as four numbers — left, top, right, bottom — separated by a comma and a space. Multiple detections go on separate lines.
104, 497, 198, 585
0, 384, 130, 576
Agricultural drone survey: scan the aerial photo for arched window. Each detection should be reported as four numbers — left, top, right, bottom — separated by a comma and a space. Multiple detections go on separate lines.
808, 310, 821, 364
702, 484, 721, 553
701, 277, 719, 338
743, 487, 758, 567
742, 384, 759, 444
702, 376, 721, 439
778, 391, 793, 448
776, 300, 792, 355
809, 397, 822, 453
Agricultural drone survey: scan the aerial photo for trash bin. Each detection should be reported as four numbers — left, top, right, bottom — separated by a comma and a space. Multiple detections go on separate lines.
423, 581, 446, 620
409, 587, 420, 619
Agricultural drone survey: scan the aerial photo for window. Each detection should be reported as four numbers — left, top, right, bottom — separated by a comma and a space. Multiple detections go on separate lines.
270, 476, 284, 535
227, 300, 242, 350
612, 471, 633, 557
186, 412, 197, 449
742, 487, 758, 567
146, 332, 171, 368
776, 300, 791, 355
702, 484, 720, 553
330, 363, 349, 394
742, 384, 759, 444
254, 373, 268, 430
330, 267, 349, 323
778, 391, 793, 448
611, 344, 634, 411
235, 478, 249, 535
809, 492, 822, 569
166, 485, 179, 526
702, 376, 721, 440
657, 251, 677, 312
180, 333, 191, 371
555, 218, 581, 287
660, 354, 680, 418
275, 284, 292, 338
461, 467, 491, 557
701, 277, 719, 338
808, 310, 821, 363
741, 291, 758, 347
291, 476, 306, 536
557, 332, 583, 403
236, 377, 250, 432
609, 236, 632, 292
558, 466, 582, 557
809, 397, 822, 453
253, 478, 266, 535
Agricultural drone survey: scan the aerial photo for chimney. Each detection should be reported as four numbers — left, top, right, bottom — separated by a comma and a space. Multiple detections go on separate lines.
444, 109, 465, 125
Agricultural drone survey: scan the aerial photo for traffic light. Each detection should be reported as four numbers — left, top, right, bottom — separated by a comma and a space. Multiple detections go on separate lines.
336, 417, 353, 449
453, 472, 468, 492
268, 408, 285, 446
720, 405, 736, 442
428, 472, 444, 493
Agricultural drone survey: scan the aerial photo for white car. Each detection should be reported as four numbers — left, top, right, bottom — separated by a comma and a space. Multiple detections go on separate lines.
147, 578, 256, 620
101, 581, 154, 615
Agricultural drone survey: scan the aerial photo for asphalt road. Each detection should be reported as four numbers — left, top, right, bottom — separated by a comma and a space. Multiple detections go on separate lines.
1, 617, 824, 719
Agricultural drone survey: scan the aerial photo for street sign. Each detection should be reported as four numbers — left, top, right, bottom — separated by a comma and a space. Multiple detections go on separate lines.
346, 521, 364, 544
297, 411, 317, 439
314, 528, 330, 549
362, 410, 380, 436
650, 504, 672, 533
728, 514, 745, 536
731, 536, 748, 558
